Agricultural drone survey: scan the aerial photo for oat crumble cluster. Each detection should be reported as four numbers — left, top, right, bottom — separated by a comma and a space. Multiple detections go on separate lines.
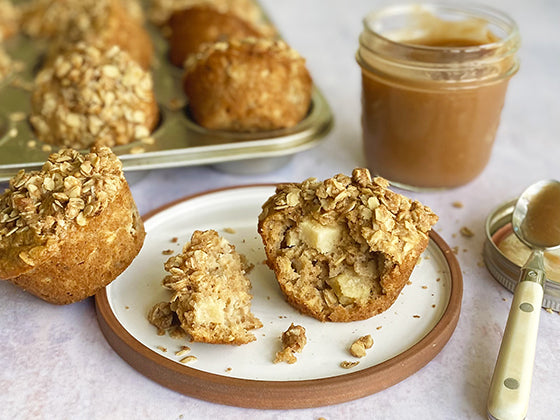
258, 168, 438, 322
30, 43, 158, 149
183, 37, 312, 131
0, 147, 124, 262
149, 230, 262, 345
349, 335, 373, 358
274, 323, 307, 364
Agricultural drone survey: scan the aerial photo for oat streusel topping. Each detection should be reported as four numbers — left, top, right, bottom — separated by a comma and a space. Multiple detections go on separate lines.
260, 168, 437, 266
30, 43, 157, 148
0, 147, 124, 262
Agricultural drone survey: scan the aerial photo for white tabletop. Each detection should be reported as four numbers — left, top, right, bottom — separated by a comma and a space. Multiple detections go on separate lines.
2, 0, 559, 419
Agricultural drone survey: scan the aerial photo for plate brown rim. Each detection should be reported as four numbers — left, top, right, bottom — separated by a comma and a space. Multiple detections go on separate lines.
95, 184, 463, 409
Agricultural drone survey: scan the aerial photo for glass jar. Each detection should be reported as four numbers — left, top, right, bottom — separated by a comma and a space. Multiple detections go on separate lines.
356, 3, 520, 190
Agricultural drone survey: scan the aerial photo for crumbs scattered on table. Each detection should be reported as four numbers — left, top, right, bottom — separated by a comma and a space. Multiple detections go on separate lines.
180, 355, 197, 364
156, 345, 167, 352
175, 346, 191, 357
171, 237, 179, 243
223, 227, 236, 234
141, 136, 155, 145
407, 280, 412, 285
413, 315, 421, 319
349, 335, 373, 358
452, 201, 464, 208
27, 140, 36, 148
432, 304, 436, 308
545, 308, 554, 314
125, 305, 130, 310
41, 144, 52, 152
421, 285, 428, 289
460, 227, 474, 238
162, 249, 174, 255
436, 277, 441, 282
376, 326, 382, 330
340, 361, 359, 369
225, 367, 232, 373
8, 127, 17, 137
452, 246, 459, 254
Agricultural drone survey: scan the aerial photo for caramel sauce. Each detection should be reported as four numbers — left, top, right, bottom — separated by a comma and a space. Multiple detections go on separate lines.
522, 183, 560, 248
361, 73, 509, 188
359, 11, 516, 188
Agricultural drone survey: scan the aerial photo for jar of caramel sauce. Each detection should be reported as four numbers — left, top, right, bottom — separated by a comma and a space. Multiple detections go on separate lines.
357, 4, 520, 189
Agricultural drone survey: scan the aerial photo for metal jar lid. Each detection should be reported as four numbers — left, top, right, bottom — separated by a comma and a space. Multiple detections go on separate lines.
483, 199, 560, 311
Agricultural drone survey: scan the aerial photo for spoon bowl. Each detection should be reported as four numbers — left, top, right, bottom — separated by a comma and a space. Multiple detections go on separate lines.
488, 179, 560, 420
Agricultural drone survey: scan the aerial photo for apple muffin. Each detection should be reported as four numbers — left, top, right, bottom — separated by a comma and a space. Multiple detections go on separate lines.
0, 147, 145, 304
21, 0, 152, 69
151, 230, 262, 345
30, 42, 158, 149
183, 38, 312, 131
167, 4, 273, 67
258, 168, 438, 322
149, 0, 264, 27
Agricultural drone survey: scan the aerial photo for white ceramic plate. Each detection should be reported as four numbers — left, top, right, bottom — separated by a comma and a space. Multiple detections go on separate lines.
96, 185, 462, 408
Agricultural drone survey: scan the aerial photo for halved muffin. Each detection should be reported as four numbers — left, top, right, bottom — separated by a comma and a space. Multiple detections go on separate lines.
258, 168, 438, 322
155, 230, 262, 344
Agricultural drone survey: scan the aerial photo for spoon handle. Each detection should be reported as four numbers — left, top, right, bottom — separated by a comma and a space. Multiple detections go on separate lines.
487, 259, 545, 420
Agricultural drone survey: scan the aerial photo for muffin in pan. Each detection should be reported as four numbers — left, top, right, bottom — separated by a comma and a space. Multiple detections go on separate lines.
0, 0, 20, 42
148, 0, 264, 27
258, 168, 438, 322
0, 147, 145, 304
183, 38, 312, 132
167, 4, 274, 67
30, 42, 159, 149
21, 0, 153, 69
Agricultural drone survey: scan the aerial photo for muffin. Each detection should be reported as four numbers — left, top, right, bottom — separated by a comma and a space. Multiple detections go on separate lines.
258, 168, 438, 322
0, 147, 145, 304
21, 0, 152, 69
30, 42, 159, 149
0, 0, 19, 42
183, 38, 312, 131
168, 4, 273, 67
151, 230, 262, 344
149, 0, 264, 27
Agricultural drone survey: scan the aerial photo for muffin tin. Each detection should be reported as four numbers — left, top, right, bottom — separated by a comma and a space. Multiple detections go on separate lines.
0, 4, 333, 181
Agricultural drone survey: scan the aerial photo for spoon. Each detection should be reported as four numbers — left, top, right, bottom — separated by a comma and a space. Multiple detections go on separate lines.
488, 180, 560, 420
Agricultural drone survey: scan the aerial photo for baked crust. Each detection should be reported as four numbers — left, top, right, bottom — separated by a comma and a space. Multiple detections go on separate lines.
30, 42, 158, 149
0, 147, 145, 304
168, 5, 267, 67
183, 38, 312, 131
258, 168, 438, 322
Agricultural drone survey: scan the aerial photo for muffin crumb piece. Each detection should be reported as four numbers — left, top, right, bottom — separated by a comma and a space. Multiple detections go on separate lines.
349, 335, 373, 358
274, 323, 306, 364
340, 361, 359, 369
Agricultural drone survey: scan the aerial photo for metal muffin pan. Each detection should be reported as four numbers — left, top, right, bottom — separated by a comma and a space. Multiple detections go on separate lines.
483, 199, 560, 311
0, 6, 333, 181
